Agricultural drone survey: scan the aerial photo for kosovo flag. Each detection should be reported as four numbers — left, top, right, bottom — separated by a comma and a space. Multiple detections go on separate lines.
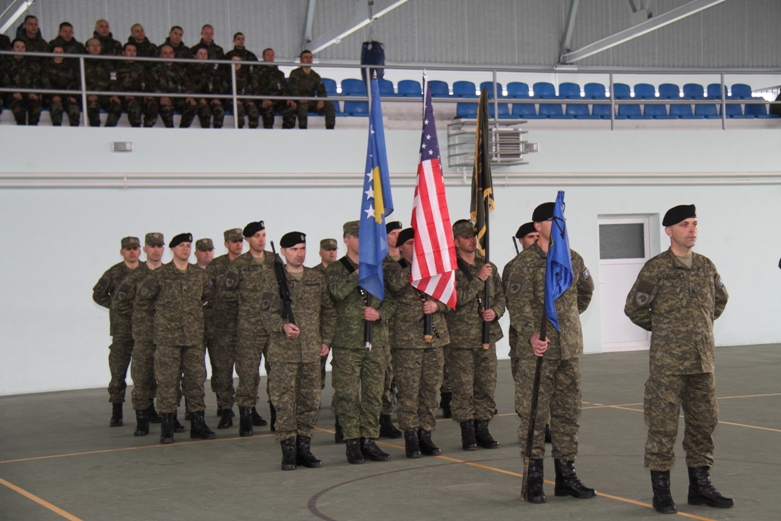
358, 78, 394, 300
544, 191, 574, 332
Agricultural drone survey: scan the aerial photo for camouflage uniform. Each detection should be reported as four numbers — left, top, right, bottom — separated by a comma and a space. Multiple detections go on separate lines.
145, 61, 196, 128
95, 31, 122, 56
226, 47, 258, 73
252, 63, 295, 128
445, 257, 505, 423
379, 257, 398, 417
1, 55, 41, 125
288, 66, 336, 129
135, 262, 212, 414
185, 61, 225, 128
261, 267, 336, 441
18, 33, 48, 65
110, 59, 147, 127
311, 262, 330, 389
41, 58, 81, 126
385, 259, 449, 432
47, 35, 85, 55
159, 38, 191, 59
93, 261, 139, 404
84, 57, 121, 126
326, 256, 394, 440
504, 243, 593, 460
225, 62, 259, 129
126, 37, 158, 60
625, 249, 728, 471
190, 40, 224, 60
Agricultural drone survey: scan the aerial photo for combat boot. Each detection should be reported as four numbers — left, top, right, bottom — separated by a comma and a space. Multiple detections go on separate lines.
651, 470, 678, 514
189, 411, 216, 440
526, 459, 546, 504
360, 438, 391, 462
687, 466, 734, 508
133, 409, 149, 437
460, 420, 477, 451
267, 404, 276, 431
296, 435, 323, 468
345, 439, 364, 464
160, 413, 175, 444
417, 429, 442, 456
145, 402, 162, 423
239, 407, 253, 437
554, 459, 596, 498
110, 403, 123, 427
334, 416, 344, 444
404, 430, 422, 459
474, 420, 500, 449
280, 437, 297, 471
440, 392, 452, 418
217, 408, 233, 429
173, 411, 186, 433
379, 414, 402, 439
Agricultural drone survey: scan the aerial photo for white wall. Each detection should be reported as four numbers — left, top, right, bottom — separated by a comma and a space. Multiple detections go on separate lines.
1, 125, 780, 395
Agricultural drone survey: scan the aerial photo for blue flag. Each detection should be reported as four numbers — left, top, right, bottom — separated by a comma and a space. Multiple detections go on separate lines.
358, 79, 394, 300
544, 191, 573, 332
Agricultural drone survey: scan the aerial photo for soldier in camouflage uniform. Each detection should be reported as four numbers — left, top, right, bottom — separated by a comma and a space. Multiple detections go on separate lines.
252, 48, 295, 129
109, 43, 148, 127
18, 16, 47, 65
260, 232, 337, 470
114, 233, 166, 436
504, 202, 595, 504
190, 25, 225, 60
313, 238, 338, 392
93, 236, 143, 427
205, 229, 245, 429
378, 221, 403, 439
93, 19, 122, 57
145, 45, 196, 128
222, 221, 276, 436
385, 228, 449, 458
187, 47, 225, 128
42, 47, 80, 126
446, 220, 505, 452
225, 32, 258, 71
47, 22, 85, 56
227, 55, 259, 129
288, 50, 336, 129
135, 233, 216, 444
159, 26, 191, 60
326, 221, 394, 464
84, 38, 122, 127
126, 24, 159, 62
625, 204, 733, 514
2, 39, 42, 125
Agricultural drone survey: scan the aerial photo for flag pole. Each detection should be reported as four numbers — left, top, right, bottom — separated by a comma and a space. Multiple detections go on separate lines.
481, 195, 491, 350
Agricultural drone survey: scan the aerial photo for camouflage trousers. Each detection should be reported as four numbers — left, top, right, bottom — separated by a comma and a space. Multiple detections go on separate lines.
235, 100, 259, 129
381, 343, 395, 416
331, 346, 387, 440
447, 344, 498, 423
393, 347, 443, 431
320, 353, 328, 391
49, 97, 80, 126
296, 99, 336, 129
515, 357, 581, 460
130, 340, 157, 411
120, 96, 143, 127
9, 95, 42, 125
154, 345, 206, 414
87, 96, 121, 127
145, 98, 197, 128
644, 372, 717, 471
107, 336, 134, 403
208, 333, 237, 410
234, 339, 269, 408
261, 100, 296, 129
196, 99, 225, 129
441, 346, 453, 394
269, 361, 321, 441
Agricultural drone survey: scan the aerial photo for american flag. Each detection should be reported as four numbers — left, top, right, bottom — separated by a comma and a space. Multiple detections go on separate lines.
410, 76, 458, 309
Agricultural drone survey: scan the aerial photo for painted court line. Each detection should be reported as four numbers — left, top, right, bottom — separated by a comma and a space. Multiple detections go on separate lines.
0, 477, 84, 521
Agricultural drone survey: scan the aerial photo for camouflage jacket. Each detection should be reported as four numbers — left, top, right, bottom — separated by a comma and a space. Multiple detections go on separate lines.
111, 60, 146, 94
222, 251, 277, 347
288, 67, 327, 98
2, 56, 39, 92
110, 262, 154, 342
47, 36, 85, 55
190, 40, 224, 60
503, 243, 593, 360
252, 64, 289, 97
85, 58, 112, 92
446, 255, 505, 349
19, 33, 48, 64
159, 38, 192, 59
311, 263, 328, 276
93, 261, 137, 338
135, 262, 212, 347
147, 62, 186, 94
205, 254, 240, 338
222, 63, 254, 96
127, 37, 159, 59
625, 248, 728, 376
261, 267, 337, 363
94, 32, 122, 56
185, 62, 224, 96
226, 47, 258, 63
384, 259, 449, 349
326, 256, 394, 350
41, 60, 78, 98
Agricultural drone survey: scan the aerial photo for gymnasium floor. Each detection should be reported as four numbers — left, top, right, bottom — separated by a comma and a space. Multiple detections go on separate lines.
1, 344, 778, 521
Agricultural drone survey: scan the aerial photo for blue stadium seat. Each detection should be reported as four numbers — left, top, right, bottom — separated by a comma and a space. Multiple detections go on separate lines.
634, 83, 656, 100
506, 82, 530, 98
644, 104, 670, 118
532, 82, 557, 99
682, 83, 705, 99
694, 103, 719, 118
565, 103, 592, 118
344, 100, 369, 116
744, 101, 769, 117
452, 81, 477, 98
592, 103, 613, 119
670, 103, 694, 118
479, 81, 503, 98
706, 83, 726, 99
456, 102, 478, 119
539, 103, 568, 118
511, 102, 539, 118
613, 83, 631, 99
428, 80, 449, 97
489, 103, 510, 118
584, 83, 607, 99
341, 78, 367, 96
378, 78, 395, 96
559, 82, 581, 99
730, 84, 752, 99
397, 80, 422, 97
720, 103, 743, 117
616, 104, 645, 119
322, 78, 338, 96
658, 83, 681, 99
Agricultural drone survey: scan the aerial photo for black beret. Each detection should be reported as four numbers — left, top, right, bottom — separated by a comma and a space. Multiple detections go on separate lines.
532, 202, 555, 222
280, 231, 306, 248
242, 220, 265, 237
662, 204, 696, 227
396, 227, 415, 246
169, 233, 193, 248
515, 222, 536, 239
385, 221, 402, 233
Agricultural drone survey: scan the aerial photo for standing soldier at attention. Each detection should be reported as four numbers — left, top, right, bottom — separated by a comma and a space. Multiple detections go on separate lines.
252, 47, 296, 129
288, 50, 336, 129
313, 238, 338, 392
110, 43, 148, 127
93, 19, 122, 56
625, 204, 733, 514
223, 221, 276, 436
93, 236, 143, 427
385, 227, 449, 458
326, 221, 394, 464
135, 233, 216, 444
504, 202, 595, 504
445, 220, 505, 451
206, 229, 245, 429
506, 222, 540, 385
261, 232, 336, 470
378, 220, 403, 439
42, 47, 80, 127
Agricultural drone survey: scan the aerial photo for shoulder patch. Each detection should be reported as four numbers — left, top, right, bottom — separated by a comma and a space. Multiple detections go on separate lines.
635, 292, 650, 306
223, 269, 239, 289
260, 292, 274, 311
582, 268, 590, 279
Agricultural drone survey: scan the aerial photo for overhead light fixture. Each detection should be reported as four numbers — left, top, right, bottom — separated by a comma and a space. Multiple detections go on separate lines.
0, 0, 35, 35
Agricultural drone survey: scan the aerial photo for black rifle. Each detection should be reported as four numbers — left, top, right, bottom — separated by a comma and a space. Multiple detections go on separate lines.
270, 242, 295, 325
359, 288, 372, 351
512, 236, 520, 255
421, 293, 433, 343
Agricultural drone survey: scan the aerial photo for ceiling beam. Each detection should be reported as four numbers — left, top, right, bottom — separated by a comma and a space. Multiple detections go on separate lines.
308, 0, 409, 55
559, 0, 580, 58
